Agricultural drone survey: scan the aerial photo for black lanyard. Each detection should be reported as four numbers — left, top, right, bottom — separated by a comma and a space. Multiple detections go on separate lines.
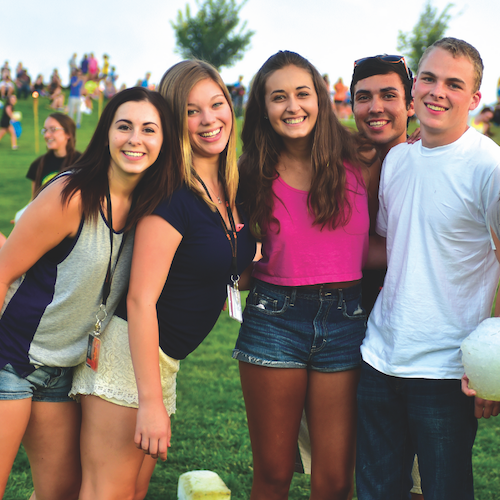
192, 171, 239, 280
102, 188, 127, 307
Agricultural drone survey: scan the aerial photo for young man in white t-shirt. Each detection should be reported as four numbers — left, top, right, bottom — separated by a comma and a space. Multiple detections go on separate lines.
356, 37, 500, 500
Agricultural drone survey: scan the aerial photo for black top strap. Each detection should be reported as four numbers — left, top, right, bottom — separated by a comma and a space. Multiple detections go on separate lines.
102, 188, 127, 306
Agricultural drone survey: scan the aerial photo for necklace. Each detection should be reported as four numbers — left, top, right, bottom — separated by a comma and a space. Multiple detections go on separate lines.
211, 186, 222, 204
192, 169, 223, 204
205, 180, 222, 204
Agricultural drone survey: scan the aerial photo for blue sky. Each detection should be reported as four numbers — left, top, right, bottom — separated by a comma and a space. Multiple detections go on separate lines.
4, 0, 499, 104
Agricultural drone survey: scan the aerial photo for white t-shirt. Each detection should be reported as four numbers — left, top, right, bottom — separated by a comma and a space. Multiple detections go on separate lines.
362, 127, 500, 379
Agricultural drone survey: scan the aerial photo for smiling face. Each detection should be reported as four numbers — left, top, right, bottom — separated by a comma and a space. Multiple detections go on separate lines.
413, 47, 481, 148
353, 72, 414, 156
108, 100, 163, 180
43, 116, 71, 157
264, 65, 319, 144
187, 78, 232, 164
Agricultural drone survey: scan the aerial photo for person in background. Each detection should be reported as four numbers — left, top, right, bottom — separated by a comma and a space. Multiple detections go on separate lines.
322, 73, 333, 103
80, 54, 89, 76
68, 69, 85, 128
334, 76, 349, 118
0, 95, 18, 150
15, 67, 31, 99
69, 53, 78, 81
49, 82, 64, 110
101, 54, 110, 79
48, 70, 64, 110
470, 106, 494, 136
49, 69, 62, 91
26, 113, 81, 197
232, 75, 245, 117
1, 61, 11, 80
88, 53, 99, 79
0, 73, 15, 99
109, 66, 118, 85
33, 74, 46, 96
103, 78, 117, 100
141, 72, 151, 88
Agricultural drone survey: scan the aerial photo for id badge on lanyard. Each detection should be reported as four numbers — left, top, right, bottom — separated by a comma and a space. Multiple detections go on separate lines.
227, 277, 243, 323
86, 189, 126, 372
192, 170, 243, 323
86, 305, 106, 372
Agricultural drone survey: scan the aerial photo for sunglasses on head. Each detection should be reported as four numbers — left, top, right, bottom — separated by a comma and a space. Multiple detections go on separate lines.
354, 54, 412, 81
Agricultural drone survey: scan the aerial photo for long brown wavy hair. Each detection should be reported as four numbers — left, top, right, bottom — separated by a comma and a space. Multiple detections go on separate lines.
55, 87, 181, 232
239, 51, 363, 238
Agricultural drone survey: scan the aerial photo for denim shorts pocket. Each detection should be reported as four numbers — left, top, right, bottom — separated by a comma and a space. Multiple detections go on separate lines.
342, 296, 367, 322
246, 287, 290, 316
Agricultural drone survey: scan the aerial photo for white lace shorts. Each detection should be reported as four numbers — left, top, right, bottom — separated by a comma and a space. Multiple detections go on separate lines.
70, 316, 179, 416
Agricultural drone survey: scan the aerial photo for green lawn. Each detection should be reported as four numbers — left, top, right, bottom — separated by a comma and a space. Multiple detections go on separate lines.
1, 96, 500, 499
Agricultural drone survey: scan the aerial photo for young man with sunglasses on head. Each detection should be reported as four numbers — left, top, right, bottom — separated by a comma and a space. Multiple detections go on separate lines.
352, 55, 415, 161
295, 53, 424, 499
356, 38, 500, 500
350, 54, 415, 313
351, 53, 425, 500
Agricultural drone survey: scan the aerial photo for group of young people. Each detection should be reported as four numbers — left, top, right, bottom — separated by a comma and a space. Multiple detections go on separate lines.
0, 36, 499, 500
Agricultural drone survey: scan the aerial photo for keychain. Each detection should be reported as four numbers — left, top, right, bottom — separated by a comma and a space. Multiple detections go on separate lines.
86, 305, 107, 372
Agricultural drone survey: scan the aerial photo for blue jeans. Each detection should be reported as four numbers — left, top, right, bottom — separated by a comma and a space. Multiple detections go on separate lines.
356, 361, 477, 500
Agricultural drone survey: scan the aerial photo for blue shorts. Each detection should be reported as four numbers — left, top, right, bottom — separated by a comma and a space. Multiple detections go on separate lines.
0, 363, 74, 403
233, 280, 367, 372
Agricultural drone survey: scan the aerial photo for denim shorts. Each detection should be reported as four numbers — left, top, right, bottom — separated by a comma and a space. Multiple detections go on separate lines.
0, 363, 74, 402
233, 280, 367, 372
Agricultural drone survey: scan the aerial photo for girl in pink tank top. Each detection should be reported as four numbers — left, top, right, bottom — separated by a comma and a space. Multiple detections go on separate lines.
233, 51, 371, 499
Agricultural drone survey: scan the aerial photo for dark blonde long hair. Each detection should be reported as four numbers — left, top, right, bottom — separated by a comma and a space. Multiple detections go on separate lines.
158, 60, 239, 211
239, 51, 362, 238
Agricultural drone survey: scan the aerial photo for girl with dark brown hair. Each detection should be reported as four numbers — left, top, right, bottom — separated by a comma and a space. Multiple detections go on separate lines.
0, 87, 177, 500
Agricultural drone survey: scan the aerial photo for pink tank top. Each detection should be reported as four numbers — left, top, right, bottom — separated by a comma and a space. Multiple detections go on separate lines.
253, 163, 369, 286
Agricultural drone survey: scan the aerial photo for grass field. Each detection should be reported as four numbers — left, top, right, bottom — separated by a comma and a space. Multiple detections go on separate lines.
1, 95, 500, 499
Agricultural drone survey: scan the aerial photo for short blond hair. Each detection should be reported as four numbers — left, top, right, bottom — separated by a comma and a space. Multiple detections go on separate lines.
418, 37, 483, 93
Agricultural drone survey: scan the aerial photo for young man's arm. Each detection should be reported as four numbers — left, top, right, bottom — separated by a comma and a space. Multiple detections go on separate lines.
365, 234, 387, 269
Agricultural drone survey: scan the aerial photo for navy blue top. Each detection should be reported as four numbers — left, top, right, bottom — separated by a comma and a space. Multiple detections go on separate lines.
117, 185, 256, 360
